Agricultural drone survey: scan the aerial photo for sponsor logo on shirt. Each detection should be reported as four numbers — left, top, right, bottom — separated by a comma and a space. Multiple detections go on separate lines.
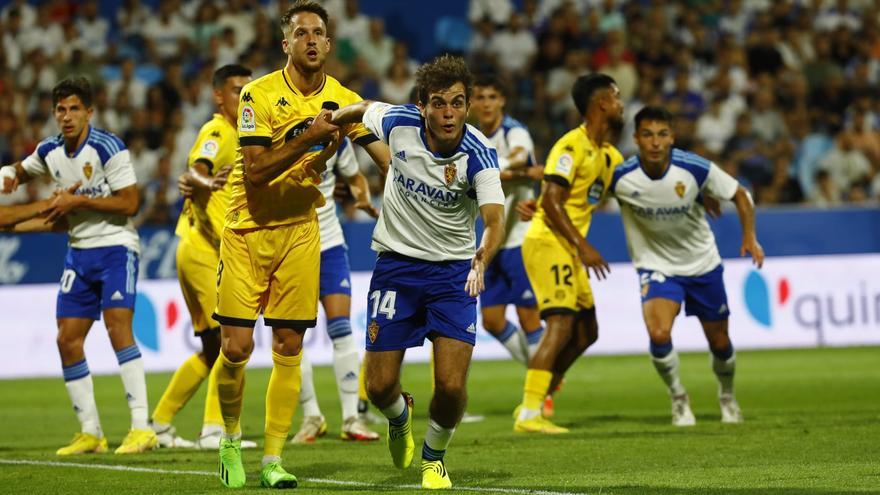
240, 105, 256, 132
275, 96, 290, 107
392, 168, 460, 208
587, 178, 605, 205
555, 154, 573, 175
395, 150, 407, 162
201, 139, 219, 158
241, 92, 254, 103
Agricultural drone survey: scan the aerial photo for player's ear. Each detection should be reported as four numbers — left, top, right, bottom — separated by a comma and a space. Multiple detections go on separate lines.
212, 88, 223, 107
281, 38, 289, 55
417, 101, 426, 117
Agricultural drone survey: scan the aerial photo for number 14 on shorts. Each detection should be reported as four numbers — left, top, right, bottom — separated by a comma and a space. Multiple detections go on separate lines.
370, 290, 397, 320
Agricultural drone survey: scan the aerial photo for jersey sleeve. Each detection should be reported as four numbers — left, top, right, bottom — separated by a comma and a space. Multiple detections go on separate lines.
334, 138, 360, 178
238, 84, 272, 148
543, 139, 581, 188
504, 127, 535, 169
473, 168, 505, 206
465, 146, 500, 183
187, 124, 223, 173
703, 161, 740, 200
103, 149, 138, 191
20, 139, 55, 177
363, 102, 421, 143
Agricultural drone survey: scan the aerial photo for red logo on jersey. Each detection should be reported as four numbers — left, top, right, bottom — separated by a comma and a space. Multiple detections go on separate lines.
675, 181, 685, 198
444, 164, 456, 187
82, 162, 93, 180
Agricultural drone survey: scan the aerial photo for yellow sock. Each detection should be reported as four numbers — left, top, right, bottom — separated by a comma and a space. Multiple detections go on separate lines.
429, 344, 435, 393
203, 358, 223, 427
264, 351, 302, 458
522, 369, 553, 411
217, 350, 248, 435
358, 360, 368, 402
152, 353, 209, 425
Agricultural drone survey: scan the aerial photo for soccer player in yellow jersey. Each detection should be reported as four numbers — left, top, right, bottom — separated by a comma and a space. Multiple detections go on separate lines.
213, 1, 389, 489
514, 74, 625, 434
148, 65, 256, 450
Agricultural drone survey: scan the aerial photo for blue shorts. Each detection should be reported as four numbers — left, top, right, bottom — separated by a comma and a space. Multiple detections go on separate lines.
480, 246, 537, 308
365, 252, 477, 351
57, 246, 139, 320
320, 244, 352, 297
638, 264, 730, 321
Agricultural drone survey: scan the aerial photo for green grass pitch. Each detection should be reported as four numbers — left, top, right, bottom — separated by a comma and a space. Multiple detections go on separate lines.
0, 346, 877, 494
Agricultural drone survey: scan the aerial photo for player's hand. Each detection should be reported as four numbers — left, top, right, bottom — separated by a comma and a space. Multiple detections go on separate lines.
702, 194, 722, 219
1, 166, 18, 194
45, 183, 83, 223
525, 165, 545, 181
306, 109, 341, 146
354, 198, 379, 218
516, 199, 537, 221
304, 131, 341, 182
465, 247, 486, 297
578, 242, 610, 280
178, 172, 194, 198
741, 234, 764, 269
210, 166, 232, 191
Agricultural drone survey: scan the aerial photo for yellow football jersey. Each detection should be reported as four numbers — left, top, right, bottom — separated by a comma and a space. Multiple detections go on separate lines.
174, 114, 237, 253
527, 124, 624, 242
226, 70, 376, 229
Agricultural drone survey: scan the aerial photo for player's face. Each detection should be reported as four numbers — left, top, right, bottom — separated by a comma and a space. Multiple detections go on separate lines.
471, 86, 505, 128
215, 75, 251, 119
634, 119, 674, 167
605, 83, 625, 133
282, 12, 330, 73
420, 82, 469, 150
54, 95, 93, 141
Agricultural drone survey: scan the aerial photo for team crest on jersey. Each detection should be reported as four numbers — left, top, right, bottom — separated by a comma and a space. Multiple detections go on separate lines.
368, 320, 380, 343
641, 282, 649, 298
82, 162, 93, 180
675, 181, 686, 198
444, 163, 457, 186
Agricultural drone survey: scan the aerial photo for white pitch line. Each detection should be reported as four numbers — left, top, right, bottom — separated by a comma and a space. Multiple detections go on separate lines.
0, 459, 587, 495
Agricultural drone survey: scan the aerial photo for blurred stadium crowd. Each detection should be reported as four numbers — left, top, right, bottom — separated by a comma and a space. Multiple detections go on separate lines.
1, 0, 880, 227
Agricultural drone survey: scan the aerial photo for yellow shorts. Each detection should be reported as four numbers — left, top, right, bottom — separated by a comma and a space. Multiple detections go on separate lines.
176, 238, 220, 334
521, 234, 594, 319
214, 218, 320, 329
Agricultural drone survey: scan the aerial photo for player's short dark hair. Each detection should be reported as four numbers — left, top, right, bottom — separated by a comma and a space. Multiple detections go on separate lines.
634, 106, 674, 130
473, 73, 508, 99
571, 73, 617, 116
415, 54, 474, 105
281, 0, 329, 34
212, 64, 252, 89
52, 76, 93, 108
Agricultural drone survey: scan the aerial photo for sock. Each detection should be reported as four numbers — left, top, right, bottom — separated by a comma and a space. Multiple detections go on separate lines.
358, 359, 369, 403
152, 353, 209, 425
519, 369, 552, 421
381, 394, 408, 427
216, 350, 248, 435
422, 418, 455, 462
264, 351, 302, 459
491, 320, 528, 363
116, 345, 149, 430
63, 359, 102, 438
711, 345, 736, 396
298, 352, 322, 418
331, 332, 360, 420
525, 326, 544, 360
651, 345, 686, 397
203, 358, 223, 428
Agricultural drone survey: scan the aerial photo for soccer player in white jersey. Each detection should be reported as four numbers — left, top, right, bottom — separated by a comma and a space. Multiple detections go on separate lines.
609, 106, 764, 426
329, 55, 505, 490
0, 77, 158, 454
291, 137, 380, 443
471, 74, 545, 364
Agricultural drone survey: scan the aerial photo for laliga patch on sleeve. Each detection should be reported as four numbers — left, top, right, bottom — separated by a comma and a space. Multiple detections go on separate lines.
240, 105, 256, 132
555, 154, 573, 175
200, 139, 219, 159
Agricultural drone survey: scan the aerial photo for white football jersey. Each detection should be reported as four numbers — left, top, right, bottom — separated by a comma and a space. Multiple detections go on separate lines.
316, 137, 359, 252
21, 127, 139, 252
609, 148, 740, 276
483, 115, 536, 249
363, 102, 505, 261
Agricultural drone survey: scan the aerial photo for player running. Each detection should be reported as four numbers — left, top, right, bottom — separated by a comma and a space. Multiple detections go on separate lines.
1, 76, 157, 455
290, 137, 380, 444
329, 55, 506, 489
609, 106, 762, 426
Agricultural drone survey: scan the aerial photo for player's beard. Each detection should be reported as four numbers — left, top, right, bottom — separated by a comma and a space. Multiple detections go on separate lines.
607, 114, 625, 144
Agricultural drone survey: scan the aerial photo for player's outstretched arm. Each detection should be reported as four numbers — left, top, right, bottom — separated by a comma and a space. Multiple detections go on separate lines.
732, 186, 764, 268
345, 172, 378, 218
330, 100, 373, 126
466, 202, 504, 297
541, 181, 610, 279
243, 109, 339, 186
0, 199, 50, 229
0, 163, 34, 193
45, 184, 139, 222
181, 161, 231, 194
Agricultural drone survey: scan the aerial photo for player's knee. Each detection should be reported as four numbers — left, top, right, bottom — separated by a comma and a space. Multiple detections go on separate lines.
221, 338, 254, 362
56, 332, 84, 356
481, 313, 506, 333
272, 338, 302, 357
707, 332, 731, 353
647, 326, 672, 345
366, 377, 397, 407
434, 377, 466, 404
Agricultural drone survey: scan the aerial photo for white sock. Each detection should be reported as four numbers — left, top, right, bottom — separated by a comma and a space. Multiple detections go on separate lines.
331, 334, 360, 420
422, 418, 455, 461
222, 430, 241, 441
712, 353, 736, 396
492, 321, 528, 363
380, 394, 407, 422
200, 423, 222, 436
298, 353, 323, 418
63, 360, 102, 438
524, 326, 544, 361
651, 349, 686, 397
517, 407, 541, 422
116, 345, 149, 430
262, 455, 281, 466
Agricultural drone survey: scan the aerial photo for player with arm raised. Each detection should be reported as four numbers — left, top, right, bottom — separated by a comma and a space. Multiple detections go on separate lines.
211, 1, 388, 489
329, 55, 505, 490
0, 77, 156, 455
609, 106, 763, 426
290, 137, 380, 444
471, 74, 545, 365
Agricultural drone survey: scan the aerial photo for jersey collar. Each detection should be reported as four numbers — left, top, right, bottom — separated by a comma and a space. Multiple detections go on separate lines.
66, 125, 92, 158
419, 123, 469, 161
282, 69, 326, 97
